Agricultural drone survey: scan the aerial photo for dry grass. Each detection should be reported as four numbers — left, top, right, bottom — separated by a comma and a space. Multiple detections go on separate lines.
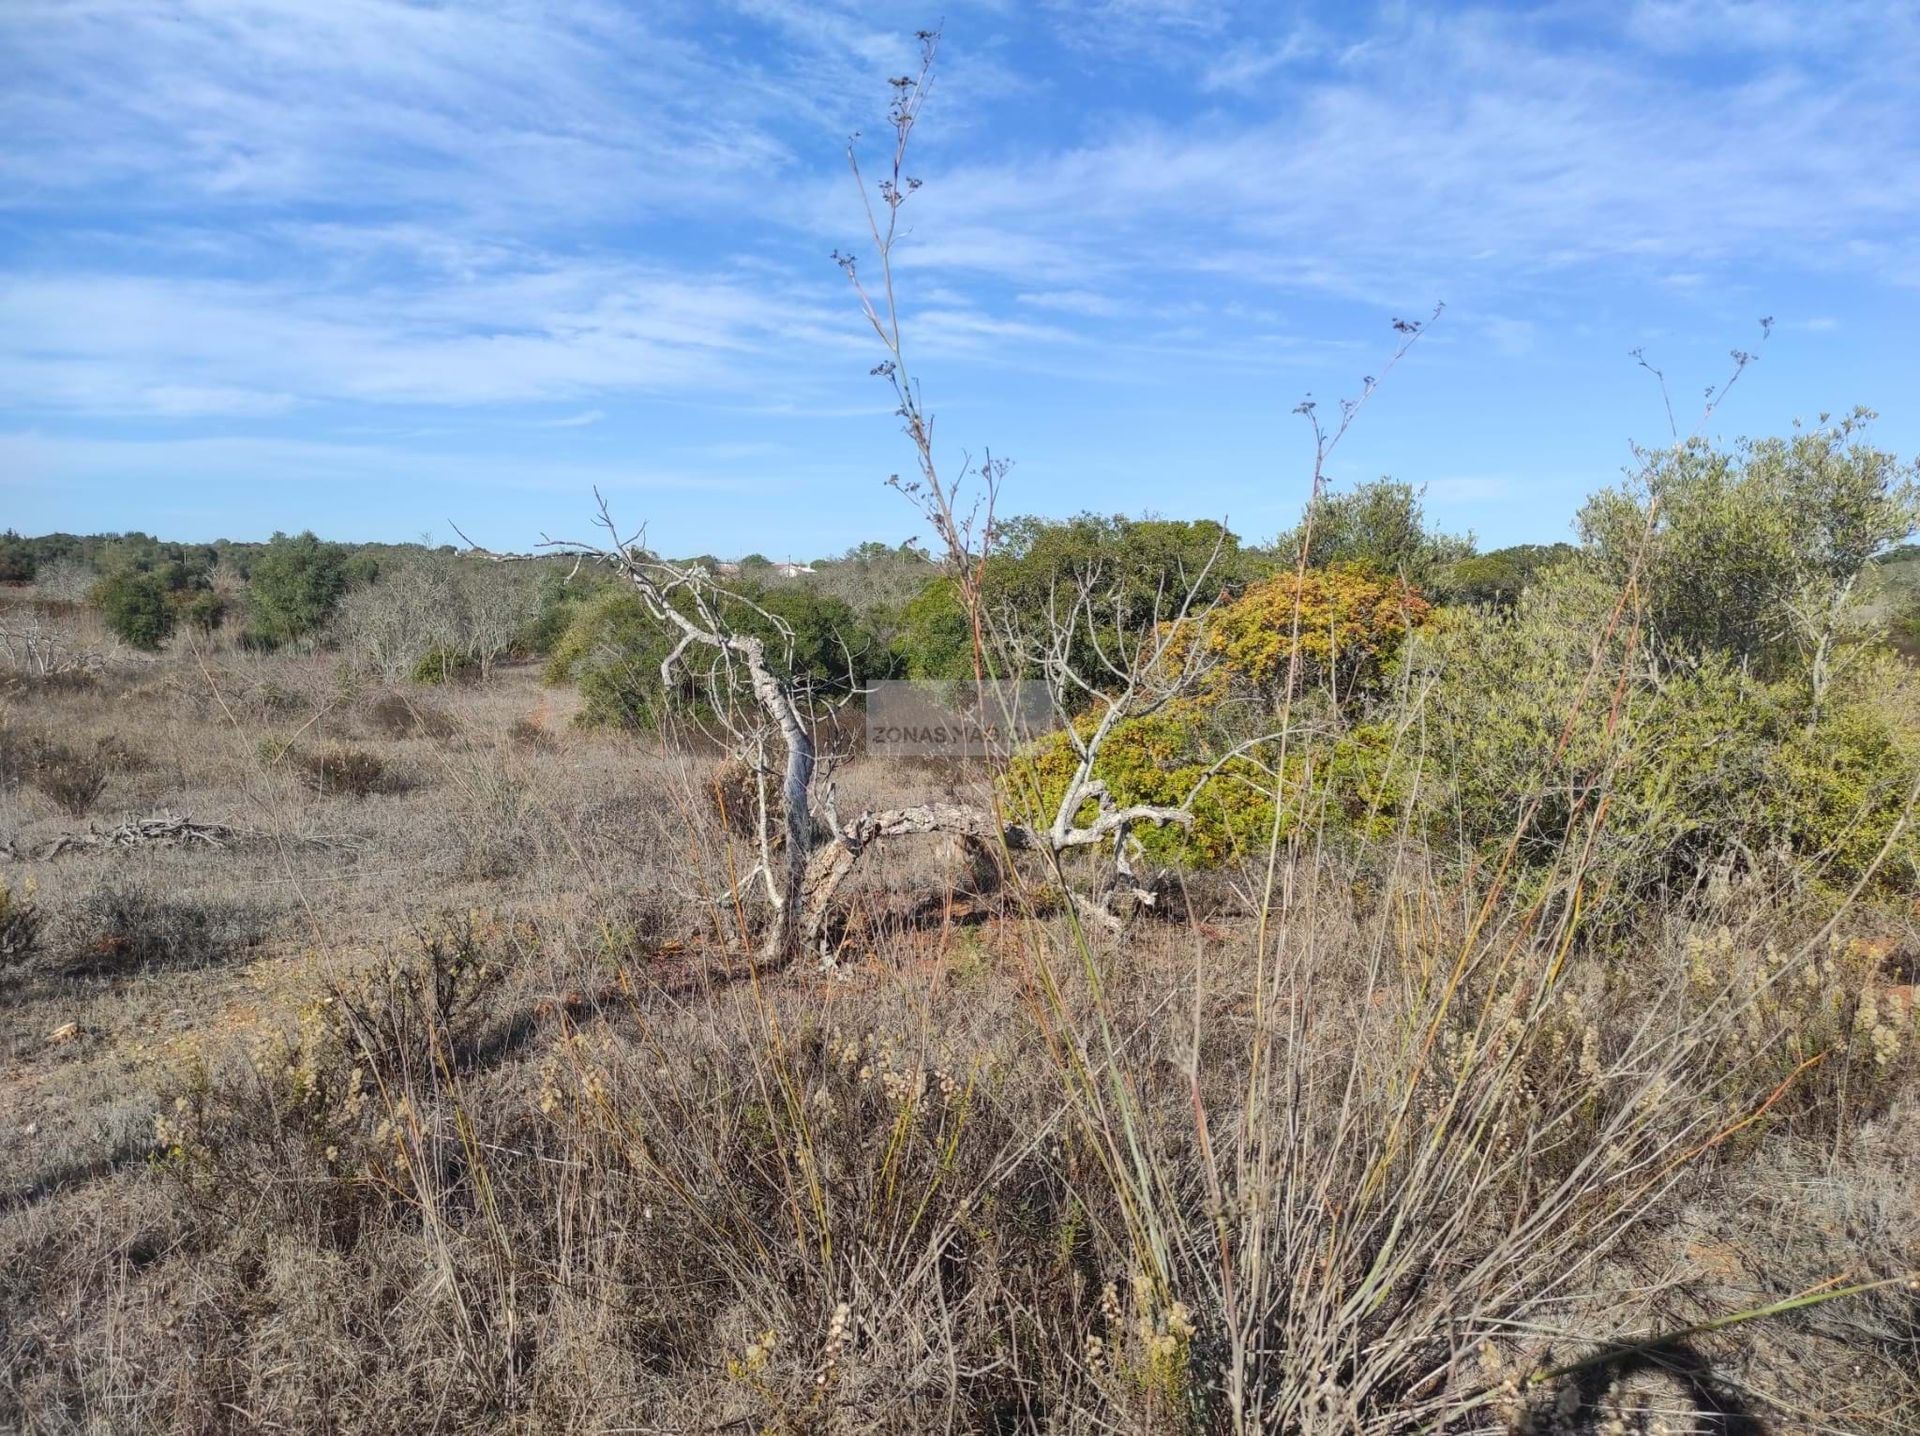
0, 637, 1915, 1434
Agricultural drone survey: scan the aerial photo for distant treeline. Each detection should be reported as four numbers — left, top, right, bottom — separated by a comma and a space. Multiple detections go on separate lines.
1, 483, 1572, 688
7, 461, 1917, 691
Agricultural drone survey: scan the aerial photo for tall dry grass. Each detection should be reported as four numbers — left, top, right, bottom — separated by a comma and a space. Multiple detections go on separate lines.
3, 630, 1914, 1431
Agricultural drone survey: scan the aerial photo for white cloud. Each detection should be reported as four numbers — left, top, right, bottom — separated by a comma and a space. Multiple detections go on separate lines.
0, 0, 795, 224
4, 0, 1917, 442
844, 6, 1920, 303
1199, 29, 1324, 94
0, 266, 869, 415
1623, 0, 1914, 54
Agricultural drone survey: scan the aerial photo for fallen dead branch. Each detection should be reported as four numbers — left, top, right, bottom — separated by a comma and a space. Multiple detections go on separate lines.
3, 811, 249, 862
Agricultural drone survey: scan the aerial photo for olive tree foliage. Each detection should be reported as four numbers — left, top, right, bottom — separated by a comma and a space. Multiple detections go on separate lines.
1275, 477, 1473, 588
1578, 409, 1920, 716
1436, 543, 1576, 609
246, 531, 349, 649
334, 553, 541, 680
92, 571, 175, 651
889, 514, 1260, 681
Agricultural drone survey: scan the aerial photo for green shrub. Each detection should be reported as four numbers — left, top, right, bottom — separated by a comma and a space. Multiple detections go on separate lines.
547, 581, 879, 729
178, 588, 228, 634
1418, 568, 1920, 907
247, 530, 348, 647
1777, 689, 1920, 891
890, 577, 975, 680
93, 570, 176, 650
411, 644, 477, 685
1006, 706, 1415, 869
545, 587, 684, 728
1579, 412, 1920, 678
1000, 564, 1433, 869
1276, 477, 1474, 587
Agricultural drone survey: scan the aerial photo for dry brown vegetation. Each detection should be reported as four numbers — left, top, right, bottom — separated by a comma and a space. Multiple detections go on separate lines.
3, 40, 1917, 1430
0, 583, 1916, 1436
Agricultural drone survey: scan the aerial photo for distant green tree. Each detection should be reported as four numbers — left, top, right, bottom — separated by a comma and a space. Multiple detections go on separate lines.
515, 564, 604, 657
888, 513, 1259, 682
891, 578, 974, 679
93, 570, 176, 650
1579, 410, 1920, 711
994, 514, 1260, 678
548, 579, 882, 728
1277, 479, 1474, 588
1437, 542, 1577, 609
248, 530, 349, 647
0, 531, 34, 583
748, 586, 883, 687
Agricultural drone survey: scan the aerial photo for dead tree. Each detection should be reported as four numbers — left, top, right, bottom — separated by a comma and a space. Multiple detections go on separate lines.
538, 501, 861, 960
513, 35, 1272, 960
535, 493, 1263, 963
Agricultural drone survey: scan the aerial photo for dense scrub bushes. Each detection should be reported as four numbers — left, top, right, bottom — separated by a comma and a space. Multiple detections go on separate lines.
1005, 565, 1433, 866
1006, 418, 1920, 913
1421, 570, 1920, 900
0, 718, 142, 816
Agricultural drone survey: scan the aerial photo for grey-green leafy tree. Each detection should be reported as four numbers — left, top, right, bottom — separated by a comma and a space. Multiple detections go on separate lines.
1579, 409, 1920, 720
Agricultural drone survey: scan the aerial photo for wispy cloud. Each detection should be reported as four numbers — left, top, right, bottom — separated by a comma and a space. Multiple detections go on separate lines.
900, 10, 1920, 303
5, 1, 1918, 544
0, 266, 869, 415
1199, 29, 1324, 94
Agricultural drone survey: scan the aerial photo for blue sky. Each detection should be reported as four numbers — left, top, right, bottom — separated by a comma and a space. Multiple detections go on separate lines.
4, 0, 1918, 559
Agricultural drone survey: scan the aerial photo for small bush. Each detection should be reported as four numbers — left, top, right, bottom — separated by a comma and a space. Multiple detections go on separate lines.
506, 715, 555, 750
29, 747, 108, 816
152, 911, 520, 1231
2, 728, 115, 816
92, 570, 176, 651
329, 911, 512, 1083
707, 756, 773, 839
294, 744, 406, 798
178, 589, 228, 634
411, 645, 477, 685
58, 881, 267, 976
362, 691, 455, 741
0, 877, 41, 970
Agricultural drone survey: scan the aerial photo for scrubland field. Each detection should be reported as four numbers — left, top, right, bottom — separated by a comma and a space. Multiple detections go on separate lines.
3, 437, 1920, 1435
